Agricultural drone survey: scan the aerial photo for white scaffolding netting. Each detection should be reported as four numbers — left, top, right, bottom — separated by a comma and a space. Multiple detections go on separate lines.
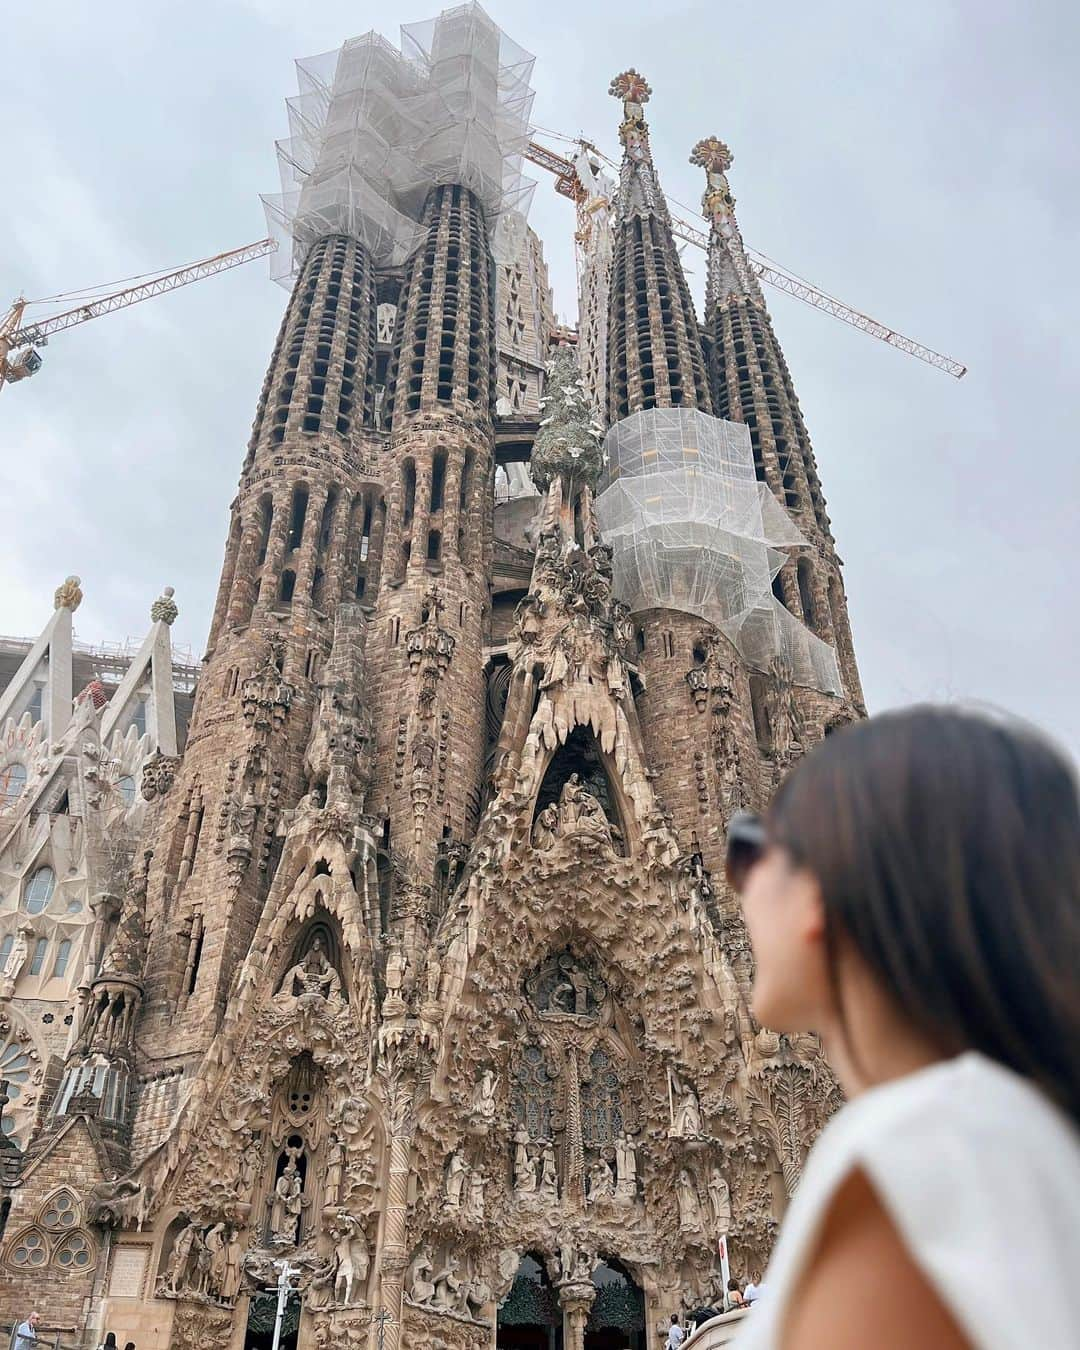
262, 3, 537, 280
595, 409, 843, 695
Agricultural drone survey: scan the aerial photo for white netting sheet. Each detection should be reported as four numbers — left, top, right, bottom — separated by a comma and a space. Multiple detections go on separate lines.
595, 408, 842, 694
262, 3, 537, 281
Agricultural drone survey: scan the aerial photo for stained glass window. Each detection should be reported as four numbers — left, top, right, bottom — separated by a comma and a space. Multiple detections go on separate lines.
55, 1231, 95, 1269
41, 1190, 78, 1231
513, 1042, 556, 1141
10, 1228, 47, 1267
580, 1045, 624, 1148
24, 866, 55, 914
1, 761, 26, 805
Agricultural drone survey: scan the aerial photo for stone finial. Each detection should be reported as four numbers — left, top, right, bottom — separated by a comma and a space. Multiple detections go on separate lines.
54, 575, 83, 612
609, 70, 651, 107
690, 136, 733, 176
151, 586, 178, 626
610, 71, 653, 156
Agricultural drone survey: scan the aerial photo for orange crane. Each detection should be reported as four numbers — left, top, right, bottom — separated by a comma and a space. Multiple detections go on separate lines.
522, 137, 966, 379
0, 238, 277, 392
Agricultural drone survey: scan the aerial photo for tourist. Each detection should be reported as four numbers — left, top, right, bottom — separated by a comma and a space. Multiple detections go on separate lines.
726, 1279, 746, 1309
743, 1271, 764, 1304
725, 706, 1080, 1349
665, 1312, 685, 1348
14, 1312, 41, 1348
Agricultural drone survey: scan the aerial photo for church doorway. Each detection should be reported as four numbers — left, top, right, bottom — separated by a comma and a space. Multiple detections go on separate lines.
497, 1253, 563, 1350
242, 1290, 300, 1350
585, 1259, 645, 1350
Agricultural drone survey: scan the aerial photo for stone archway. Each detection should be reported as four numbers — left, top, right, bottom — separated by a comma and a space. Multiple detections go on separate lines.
585, 1259, 645, 1350
497, 1253, 563, 1350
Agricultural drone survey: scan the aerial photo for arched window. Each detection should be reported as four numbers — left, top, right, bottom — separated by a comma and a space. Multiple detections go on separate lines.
52, 940, 72, 979
0, 935, 12, 966
1, 762, 27, 805
279, 569, 297, 603
797, 557, 816, 630
54, 1230, 95, 1271
131, 699, 147, 739
749, 674, 771, 753
497, 1253, 560, 1339
24, 866, 55, 914
8, 1228, 47, 1268
116, 775, 136, 806
29, 938, 48, 976
40, 1190, 78, 1232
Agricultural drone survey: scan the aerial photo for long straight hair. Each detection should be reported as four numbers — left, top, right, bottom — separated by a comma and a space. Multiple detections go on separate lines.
768, 705, 1080, 1124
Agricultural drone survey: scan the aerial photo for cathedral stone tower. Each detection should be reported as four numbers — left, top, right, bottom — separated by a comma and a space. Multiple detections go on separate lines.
0, 14, 864, 1350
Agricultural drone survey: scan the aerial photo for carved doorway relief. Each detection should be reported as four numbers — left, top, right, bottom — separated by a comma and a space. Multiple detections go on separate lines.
585, 1260, 645, 1350
497, 1253, 563, 1350
243, 1288, 300, 1350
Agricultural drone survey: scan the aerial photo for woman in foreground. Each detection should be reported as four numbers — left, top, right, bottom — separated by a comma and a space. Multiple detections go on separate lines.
727, 706, 1080, 1350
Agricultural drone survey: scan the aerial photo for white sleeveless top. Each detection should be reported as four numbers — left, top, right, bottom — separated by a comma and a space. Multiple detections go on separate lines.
735, 1053, 1080, 1349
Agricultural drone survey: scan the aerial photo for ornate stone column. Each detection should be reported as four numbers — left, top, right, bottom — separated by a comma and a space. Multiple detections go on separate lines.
559, 1285, 595, 1350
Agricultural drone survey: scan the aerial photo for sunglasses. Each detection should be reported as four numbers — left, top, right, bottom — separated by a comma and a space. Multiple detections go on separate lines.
724, 811, 767, 892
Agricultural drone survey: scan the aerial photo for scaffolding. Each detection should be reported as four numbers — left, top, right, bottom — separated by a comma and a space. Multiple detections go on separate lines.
595, 409, 842, 694
262, 3, 537, 282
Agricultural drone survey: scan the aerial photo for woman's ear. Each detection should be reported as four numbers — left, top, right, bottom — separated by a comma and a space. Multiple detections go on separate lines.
793, 866, 827, 946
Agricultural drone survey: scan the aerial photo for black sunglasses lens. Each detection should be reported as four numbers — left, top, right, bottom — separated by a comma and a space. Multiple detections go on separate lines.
724, 814, 766, 891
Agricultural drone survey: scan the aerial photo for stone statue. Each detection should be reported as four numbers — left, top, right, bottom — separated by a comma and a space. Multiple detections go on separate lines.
538, 1141, 558, 1201
444, 1151, 468, 1209
164, 1221, 200, 1295
239, 1134, 262, 1200
408, 1249, 436, 1305
221, 1228, 244, 1302
587, 1157, 615, 1202
270, 1160, 303, 1244
615, 1132, 638, 1197
324, 1132, 345, 1207
513, 1126, 536, 1194
531, 803, 559, 851
432, 1255, 463, 1310
280, 938, 341, 1001
465, 1168, 485, 1223
671, 1069, 704, 1136
676, 1169, 703, 1232
385, 946, 407, 998
707, 1167, 731, 1231
471, 1068, 498, 1121
0, 924, 32, 996
333, 1213, 369, 1305
204, 1222, 228, 1297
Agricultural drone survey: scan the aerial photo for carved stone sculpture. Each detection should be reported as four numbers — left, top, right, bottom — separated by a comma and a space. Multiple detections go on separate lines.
270, 1160, 303, 1245
707, 1167, 732, 1231
279, 938, 341, 1002
671, 1068, 704, 1136
470, 1068, 498, 1122
444, 1151, 468, 1210
615, 1131, 638, 1199
676, 1169, 703, 1232
332, 1213, 369, 1305
408, 1249, 436, 1305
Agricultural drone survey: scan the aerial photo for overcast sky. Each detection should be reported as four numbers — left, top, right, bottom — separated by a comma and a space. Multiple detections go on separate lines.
2, 0, 1076, 754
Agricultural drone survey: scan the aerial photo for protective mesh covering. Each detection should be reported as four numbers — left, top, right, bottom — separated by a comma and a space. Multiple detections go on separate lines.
595, 409, 842, 694
262, 3, 537, 281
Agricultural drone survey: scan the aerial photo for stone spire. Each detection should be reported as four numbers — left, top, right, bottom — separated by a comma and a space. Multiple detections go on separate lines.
606, 71, 712, 422
690, 136, 765, 309
694, 135, 864, 703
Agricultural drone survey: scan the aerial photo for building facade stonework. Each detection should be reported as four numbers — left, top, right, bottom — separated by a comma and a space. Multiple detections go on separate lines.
0, 36, 863, 1350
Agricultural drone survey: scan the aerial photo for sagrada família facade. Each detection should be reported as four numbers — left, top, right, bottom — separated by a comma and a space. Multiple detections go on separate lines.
0, 8, 863, 1348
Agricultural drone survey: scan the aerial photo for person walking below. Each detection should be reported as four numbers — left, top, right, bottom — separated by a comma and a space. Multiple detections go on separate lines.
14, 1312, 42, 1349
665, 1312, 685, 1348
726, 706, 1080, 1349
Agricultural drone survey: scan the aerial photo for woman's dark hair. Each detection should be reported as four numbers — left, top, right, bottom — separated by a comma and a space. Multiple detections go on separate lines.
768, 705, 1080, 1123
727, 1278, 741, 1292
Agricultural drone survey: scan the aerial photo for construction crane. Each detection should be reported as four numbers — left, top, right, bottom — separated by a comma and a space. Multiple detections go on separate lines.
523, 137, 967, 379
0, 130, 964, 392
0, 238, 277, 393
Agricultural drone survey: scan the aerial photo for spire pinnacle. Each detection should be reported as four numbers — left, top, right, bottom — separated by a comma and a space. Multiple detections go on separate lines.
609, 70, 653, 160
691, 135, 763, 308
